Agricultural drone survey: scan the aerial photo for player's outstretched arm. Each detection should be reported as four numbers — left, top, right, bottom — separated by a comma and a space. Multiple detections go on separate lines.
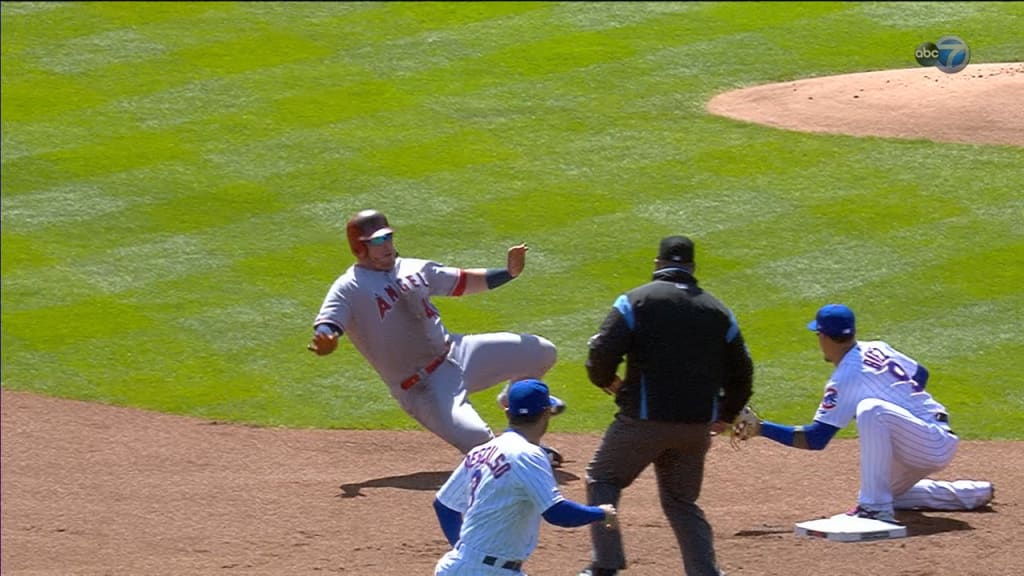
457, 243, 530, 295
542, 500, 614, 528
755, 419, 839, 450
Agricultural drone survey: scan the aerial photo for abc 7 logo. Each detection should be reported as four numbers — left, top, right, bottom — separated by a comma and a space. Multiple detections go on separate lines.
915, 36, 970, 74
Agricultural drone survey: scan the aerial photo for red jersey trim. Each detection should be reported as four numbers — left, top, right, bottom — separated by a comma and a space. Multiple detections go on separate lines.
451, 269, 468, 296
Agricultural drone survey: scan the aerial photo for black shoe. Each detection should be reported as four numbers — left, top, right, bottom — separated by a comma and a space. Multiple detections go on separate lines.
578, 566, 617, 576
541, 443, 564, 467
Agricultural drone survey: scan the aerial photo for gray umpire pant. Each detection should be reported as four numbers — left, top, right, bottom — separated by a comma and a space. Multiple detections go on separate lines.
586, 414, 722, 576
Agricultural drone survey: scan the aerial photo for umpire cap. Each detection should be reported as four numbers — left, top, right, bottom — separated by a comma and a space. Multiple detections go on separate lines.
346, 209, 393, 256
657, 235, 695, 264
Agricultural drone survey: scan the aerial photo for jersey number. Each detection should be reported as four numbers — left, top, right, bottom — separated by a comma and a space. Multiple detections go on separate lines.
468, 469, 483, 508
864, 347, 924, 393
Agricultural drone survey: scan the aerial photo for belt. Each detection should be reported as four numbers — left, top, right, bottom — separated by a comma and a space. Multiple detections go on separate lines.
400, 344, 451, 390
483, 555, 523, 571
935, 412, 956, 435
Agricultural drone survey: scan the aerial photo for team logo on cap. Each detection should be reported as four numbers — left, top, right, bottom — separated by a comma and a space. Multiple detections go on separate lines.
820, 386, 839, 410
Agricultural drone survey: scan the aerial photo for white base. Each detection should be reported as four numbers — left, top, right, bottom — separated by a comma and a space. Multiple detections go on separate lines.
794, 513, 907, 542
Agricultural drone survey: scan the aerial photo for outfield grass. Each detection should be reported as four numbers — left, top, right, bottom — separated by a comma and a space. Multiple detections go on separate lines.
3, 2, 1022, 439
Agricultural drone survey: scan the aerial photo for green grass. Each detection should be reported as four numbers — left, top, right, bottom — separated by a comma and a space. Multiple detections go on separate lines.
3, 1, 1023, 440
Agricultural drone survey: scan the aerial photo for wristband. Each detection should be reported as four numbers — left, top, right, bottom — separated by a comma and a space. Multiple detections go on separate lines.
485, 268, 515, 289
315, 323, 341, 336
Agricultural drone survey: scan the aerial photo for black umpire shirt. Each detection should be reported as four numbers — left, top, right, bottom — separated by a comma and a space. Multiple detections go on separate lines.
586, 266, 754, 424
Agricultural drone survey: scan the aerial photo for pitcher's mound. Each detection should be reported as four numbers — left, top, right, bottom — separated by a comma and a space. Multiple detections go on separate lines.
707, 62, 1024, 147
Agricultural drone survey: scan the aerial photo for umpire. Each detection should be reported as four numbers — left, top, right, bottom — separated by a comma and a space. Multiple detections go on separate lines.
578, 235, 754, 576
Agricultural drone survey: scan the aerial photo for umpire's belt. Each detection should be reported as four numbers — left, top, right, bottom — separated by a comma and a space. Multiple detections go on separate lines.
400, 343, 451, 390
483, 556, 523, 571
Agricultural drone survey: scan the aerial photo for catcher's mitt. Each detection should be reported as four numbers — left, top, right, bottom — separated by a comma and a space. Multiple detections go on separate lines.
729, 406, 762, 448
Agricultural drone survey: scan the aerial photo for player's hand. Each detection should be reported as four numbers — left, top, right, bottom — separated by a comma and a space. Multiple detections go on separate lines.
597, 504, 618, 530
307, 331, 338, 356
506, 243, 528, 278
603, 375, 624, 396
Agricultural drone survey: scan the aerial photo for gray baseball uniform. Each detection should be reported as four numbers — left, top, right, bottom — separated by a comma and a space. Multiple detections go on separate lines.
314, 256, 557, 454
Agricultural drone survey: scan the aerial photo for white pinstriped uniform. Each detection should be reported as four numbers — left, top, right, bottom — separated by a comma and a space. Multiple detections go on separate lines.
814, 340, 991, 511
314, 258, 557, 453
434, 431, 563, 575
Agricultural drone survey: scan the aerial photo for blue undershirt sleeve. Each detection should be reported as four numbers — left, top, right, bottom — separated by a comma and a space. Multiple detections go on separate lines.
433, 499, 462, 546
760, 420, 839, 450
760, 420, 795, 445
542, 500, 605, 527
802, 421, 839, 449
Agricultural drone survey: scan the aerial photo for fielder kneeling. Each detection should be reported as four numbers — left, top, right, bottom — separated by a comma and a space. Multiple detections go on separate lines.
732, 304, 993, 524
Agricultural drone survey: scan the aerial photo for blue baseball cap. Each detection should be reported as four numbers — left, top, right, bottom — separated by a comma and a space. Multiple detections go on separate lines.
808, 304, 856, 337
507, 379, 558, 416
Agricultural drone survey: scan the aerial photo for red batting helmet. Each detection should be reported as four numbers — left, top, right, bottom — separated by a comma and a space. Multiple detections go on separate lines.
346, 209, 393, 256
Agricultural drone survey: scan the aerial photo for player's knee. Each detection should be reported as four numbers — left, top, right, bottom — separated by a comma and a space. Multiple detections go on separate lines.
856, 398, 888, 423
523, 334, 557, 372
538, 336, 557, 368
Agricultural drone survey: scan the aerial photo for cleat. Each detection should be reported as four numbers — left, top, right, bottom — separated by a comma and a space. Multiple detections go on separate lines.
846, 504, 896, 523
550, 394, 567, 416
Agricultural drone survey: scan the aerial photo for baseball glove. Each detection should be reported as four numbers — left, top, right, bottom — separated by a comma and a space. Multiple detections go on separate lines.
729, 406, 762, 449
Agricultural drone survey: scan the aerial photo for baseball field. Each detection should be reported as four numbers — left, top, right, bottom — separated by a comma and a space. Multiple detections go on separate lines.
2, 2, 1023, 575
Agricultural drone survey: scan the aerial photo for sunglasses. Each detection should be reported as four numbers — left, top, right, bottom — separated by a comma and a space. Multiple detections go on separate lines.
365, 233, 393, 246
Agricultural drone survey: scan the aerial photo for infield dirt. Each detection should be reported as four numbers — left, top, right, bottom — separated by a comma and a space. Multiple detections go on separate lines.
2, 389, 1020, 576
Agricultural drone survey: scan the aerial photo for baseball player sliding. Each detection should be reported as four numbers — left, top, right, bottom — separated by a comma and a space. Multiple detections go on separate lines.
433, 379, 616, 576
309, 209, 566, 463
731, 304, 994, 523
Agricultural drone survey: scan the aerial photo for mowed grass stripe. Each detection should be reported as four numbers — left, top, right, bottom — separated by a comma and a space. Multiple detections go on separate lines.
2, 136, 1015, 291
0, 1, 929, 188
